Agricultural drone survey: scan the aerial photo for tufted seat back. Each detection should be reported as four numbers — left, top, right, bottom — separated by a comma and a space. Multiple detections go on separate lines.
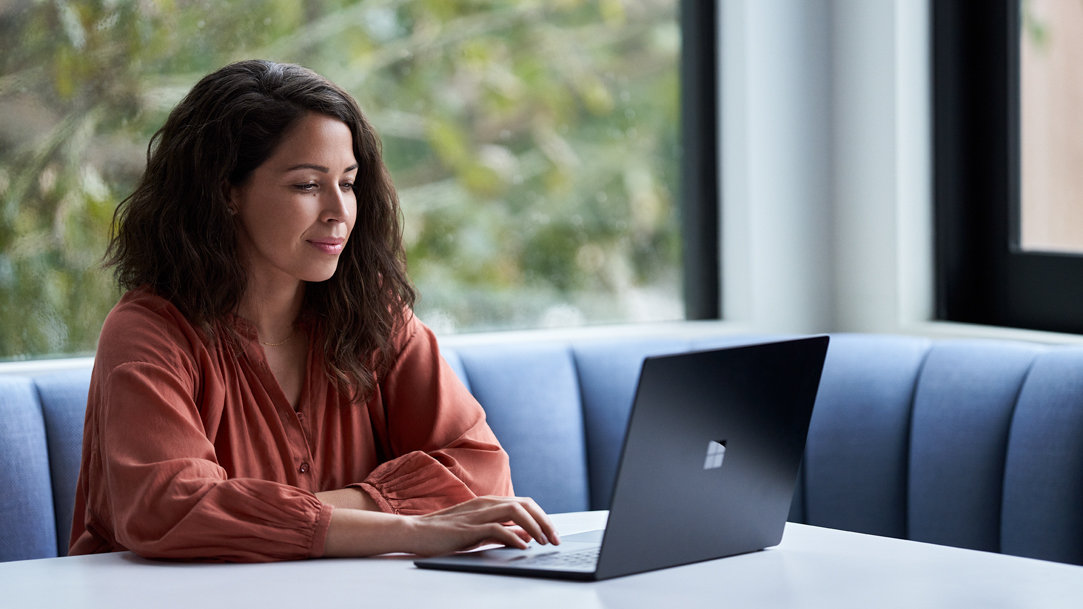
788, 335, 1083, 564
3, 331, 1082, 565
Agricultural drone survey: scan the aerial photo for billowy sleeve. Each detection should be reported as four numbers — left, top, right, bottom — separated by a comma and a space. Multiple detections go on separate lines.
353, 315, 514, 514
72, 296, 333, 562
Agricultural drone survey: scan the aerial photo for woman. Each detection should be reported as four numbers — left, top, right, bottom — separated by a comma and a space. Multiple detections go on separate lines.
69, 60, 558, 561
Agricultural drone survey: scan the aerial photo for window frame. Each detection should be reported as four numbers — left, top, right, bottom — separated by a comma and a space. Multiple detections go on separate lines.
679, 0, 720, 321
934, 0, 1083, 335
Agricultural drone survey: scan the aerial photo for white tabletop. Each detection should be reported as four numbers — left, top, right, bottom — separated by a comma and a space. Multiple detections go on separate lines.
2, 511, 1081, 609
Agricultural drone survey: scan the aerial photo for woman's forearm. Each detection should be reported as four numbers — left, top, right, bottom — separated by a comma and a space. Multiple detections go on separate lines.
322, 508, 415, 557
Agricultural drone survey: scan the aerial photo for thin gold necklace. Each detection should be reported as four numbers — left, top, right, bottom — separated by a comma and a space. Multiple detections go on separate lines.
259, 329, 295, 347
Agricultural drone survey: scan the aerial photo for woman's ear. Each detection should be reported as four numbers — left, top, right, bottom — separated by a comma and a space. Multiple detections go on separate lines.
224, 182, 240, 216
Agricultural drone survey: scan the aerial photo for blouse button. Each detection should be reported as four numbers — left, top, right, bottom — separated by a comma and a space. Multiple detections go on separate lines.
298, 462, 310, 474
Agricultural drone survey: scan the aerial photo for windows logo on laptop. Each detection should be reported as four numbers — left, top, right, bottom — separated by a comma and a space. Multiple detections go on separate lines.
703, 439, 727, 470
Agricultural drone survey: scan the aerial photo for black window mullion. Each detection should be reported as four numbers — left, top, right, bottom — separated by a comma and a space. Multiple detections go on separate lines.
679, 0, 720, 321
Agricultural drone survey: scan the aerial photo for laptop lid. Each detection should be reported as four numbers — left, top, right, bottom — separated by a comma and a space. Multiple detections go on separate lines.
415, 336, 829, 580
593, 335, 828, 579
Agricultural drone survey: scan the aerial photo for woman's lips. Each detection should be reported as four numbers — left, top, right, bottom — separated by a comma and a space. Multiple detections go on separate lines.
307, 238, 345, 255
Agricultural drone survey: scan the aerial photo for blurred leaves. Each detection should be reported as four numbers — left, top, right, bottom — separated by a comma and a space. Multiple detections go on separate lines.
0, 0, 681, 357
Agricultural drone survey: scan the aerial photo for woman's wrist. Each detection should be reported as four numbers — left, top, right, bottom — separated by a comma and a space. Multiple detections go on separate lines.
322, 507, 412, 557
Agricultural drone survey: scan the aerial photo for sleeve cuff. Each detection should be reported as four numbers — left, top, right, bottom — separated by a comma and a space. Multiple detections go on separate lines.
352, 451, 476, 516
352, 482, 395, 514
308, 502, 336, 558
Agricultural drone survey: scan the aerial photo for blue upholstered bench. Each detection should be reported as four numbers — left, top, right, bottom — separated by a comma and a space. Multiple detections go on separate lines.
3, 331, 1082, 565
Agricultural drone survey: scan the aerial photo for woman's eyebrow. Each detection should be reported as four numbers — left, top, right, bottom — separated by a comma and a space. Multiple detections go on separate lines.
285, 163, 359, 173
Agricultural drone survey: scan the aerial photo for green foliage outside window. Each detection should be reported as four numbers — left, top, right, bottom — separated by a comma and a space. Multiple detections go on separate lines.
0, 0, 681, 359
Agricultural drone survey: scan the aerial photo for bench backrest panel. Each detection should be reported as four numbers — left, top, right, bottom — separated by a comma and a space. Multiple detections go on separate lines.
449, 343, 591, 513
1001, 348, 1083, 564
35, 370, 93, 557
0, 376, 58, 561
799, 334, 929, 538
907, 340, 1040, 553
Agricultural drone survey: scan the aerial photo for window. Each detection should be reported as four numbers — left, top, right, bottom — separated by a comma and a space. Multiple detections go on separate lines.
0, 1, 716, 360
1019, 0, 1083, 253
935, 0, 1083, 334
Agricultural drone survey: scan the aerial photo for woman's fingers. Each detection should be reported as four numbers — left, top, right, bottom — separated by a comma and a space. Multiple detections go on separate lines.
502, 498, 559, 546
513, 496, 560, 545
483, 522, 530, 550
460, 496, 560, 546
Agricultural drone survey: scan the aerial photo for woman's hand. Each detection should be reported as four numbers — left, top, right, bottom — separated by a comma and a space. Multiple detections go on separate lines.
405, 495, 561, 557
321, 495, 559, 558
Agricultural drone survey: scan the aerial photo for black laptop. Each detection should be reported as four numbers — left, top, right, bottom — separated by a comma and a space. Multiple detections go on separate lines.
415, 336, 829, 581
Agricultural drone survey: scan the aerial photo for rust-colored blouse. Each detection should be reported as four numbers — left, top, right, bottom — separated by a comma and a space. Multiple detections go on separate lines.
68, 289, 512, 561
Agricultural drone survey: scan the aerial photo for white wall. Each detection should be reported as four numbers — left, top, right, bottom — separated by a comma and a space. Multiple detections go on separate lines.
829, 0, 933, 334
720, 0, 836, 334
720, 0, 928, 335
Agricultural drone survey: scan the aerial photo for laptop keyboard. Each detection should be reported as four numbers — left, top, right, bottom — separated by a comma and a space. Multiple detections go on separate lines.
520, 546, 599, 568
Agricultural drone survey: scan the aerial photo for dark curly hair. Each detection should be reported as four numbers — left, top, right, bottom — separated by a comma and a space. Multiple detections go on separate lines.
105, 59, 416, 402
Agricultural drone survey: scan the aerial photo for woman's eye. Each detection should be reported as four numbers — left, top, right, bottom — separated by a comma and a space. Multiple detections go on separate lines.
340, 181, 354, 191
294, 183, 317, 192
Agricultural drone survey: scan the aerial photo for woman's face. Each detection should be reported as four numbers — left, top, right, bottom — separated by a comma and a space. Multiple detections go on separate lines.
230, 113, 358, 290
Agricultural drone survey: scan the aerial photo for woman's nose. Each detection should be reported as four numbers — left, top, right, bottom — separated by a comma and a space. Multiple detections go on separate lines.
321, 188, 353, 223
